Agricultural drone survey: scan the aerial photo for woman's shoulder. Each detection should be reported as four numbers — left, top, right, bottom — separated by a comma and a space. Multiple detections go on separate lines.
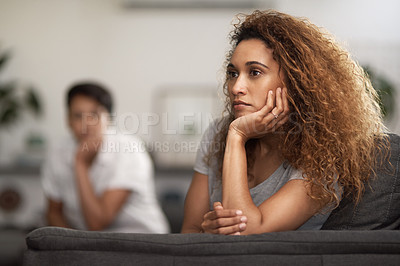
285, 163, 304, 181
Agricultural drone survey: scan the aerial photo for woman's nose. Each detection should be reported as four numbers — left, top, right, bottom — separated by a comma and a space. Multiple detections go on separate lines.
231, 76, 248, 96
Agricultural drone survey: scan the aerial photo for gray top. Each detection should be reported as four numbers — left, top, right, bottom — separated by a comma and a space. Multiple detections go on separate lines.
194, 118, 332, 230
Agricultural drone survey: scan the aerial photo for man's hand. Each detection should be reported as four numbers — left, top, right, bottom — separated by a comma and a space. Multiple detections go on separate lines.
76, 135, 103, 167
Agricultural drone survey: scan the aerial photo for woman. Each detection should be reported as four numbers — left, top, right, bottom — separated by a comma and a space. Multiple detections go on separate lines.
181, 10, 387, 235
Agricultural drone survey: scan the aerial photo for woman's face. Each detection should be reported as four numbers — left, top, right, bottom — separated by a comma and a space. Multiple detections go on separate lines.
227, 38, 284, 118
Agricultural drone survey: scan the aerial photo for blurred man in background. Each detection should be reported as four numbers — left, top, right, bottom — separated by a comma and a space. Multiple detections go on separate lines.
41, 82, 169, 233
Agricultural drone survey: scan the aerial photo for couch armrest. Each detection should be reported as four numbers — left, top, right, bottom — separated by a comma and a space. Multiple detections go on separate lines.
24, 227, 400, 265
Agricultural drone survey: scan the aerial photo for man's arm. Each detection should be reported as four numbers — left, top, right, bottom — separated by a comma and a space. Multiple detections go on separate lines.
74, 161, 131, 231
46, 198, 70, 228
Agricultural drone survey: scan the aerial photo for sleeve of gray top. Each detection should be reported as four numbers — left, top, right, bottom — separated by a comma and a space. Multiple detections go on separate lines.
193, 121, 217, 175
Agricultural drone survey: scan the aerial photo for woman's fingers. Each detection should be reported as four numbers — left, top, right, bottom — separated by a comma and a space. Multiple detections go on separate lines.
212, 222, 247, 235
276, 87, 289, 120
270, 87, 289, 118
282, 87, 290, 114
272, 87, 283, 118
213, 201, 223, 210
202, 216, 247, 235
267, 89, 276, 112
259, 90, 275, 116
207, 215, 247, 228
260, 88, 285, 119
201, 203, 247, 235
204, 208, 243, 220
273, 87, 290, 127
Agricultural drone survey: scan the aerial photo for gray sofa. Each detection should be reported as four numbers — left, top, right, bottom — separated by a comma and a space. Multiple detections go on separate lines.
23, 134, 400, 265
23, 227, 400, 265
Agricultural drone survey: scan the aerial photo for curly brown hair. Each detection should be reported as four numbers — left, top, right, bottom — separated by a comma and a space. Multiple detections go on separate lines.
208, 10, 388, 207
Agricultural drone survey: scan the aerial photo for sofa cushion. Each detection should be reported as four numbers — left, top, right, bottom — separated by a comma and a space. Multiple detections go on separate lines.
24, 227, 400, 266
322, 133, 400, 230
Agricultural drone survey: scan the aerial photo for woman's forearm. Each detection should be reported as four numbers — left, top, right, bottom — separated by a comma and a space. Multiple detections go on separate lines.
222, 131, 263, 233
222, 131, 321, 234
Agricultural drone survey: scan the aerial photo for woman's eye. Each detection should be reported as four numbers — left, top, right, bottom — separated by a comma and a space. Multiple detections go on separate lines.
227, 70, 238, 79
250, 70, 262, 76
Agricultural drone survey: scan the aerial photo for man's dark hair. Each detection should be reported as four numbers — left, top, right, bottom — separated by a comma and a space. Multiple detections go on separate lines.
66, 82, 113, 113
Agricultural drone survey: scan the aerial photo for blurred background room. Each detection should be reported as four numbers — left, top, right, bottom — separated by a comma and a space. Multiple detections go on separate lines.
0, 0, 399, 265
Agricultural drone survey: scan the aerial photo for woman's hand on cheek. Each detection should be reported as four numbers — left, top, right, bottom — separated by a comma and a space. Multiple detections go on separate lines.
229, 87, 289, 142
201, 202, 247, 235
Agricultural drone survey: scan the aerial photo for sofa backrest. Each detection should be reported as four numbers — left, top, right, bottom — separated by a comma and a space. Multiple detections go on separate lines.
23, 227, 400, 266
322, 133, 400, 230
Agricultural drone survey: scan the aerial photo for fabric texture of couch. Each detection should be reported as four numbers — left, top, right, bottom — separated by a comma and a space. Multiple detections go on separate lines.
24, 227, 400, 266
23, 134, 400, 265
322, 133, 400, 229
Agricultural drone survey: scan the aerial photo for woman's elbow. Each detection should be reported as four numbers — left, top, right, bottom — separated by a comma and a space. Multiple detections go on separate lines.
239, 217, 287, 235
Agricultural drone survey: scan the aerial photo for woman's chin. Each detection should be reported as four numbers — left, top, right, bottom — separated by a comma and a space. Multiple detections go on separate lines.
233, 110, 248, 118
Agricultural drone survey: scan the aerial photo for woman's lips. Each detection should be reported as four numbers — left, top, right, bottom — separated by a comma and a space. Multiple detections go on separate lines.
233, 101, 251, 110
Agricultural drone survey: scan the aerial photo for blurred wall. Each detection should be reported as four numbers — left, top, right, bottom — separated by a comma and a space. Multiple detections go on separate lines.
0, 0, 399, 163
